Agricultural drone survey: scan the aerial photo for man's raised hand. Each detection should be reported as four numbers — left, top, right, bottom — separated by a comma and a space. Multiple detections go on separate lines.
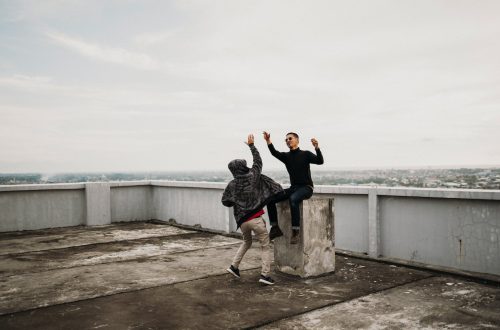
263, 131, 271, 144
311, 138, 319, 149
245, 134, 255, 145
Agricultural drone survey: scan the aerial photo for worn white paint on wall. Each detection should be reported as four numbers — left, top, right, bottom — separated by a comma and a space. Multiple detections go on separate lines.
153, 185, 228, 232
85, 183, 111, 226
368, 189, 380, 258
0, 189, 85, 231
380, 197, 500, 276
334, 195, 369, 254
111, 186, 153, 222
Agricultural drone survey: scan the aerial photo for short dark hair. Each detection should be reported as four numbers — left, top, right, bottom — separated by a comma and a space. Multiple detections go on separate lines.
286, 132, 299, 139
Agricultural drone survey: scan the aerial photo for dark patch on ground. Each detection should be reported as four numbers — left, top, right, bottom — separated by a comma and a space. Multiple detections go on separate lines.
0, 221, 168, 240
0, 232, 223, 276
0, 256, 432, 330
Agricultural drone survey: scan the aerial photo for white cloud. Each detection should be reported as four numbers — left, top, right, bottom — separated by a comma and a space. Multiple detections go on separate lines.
133, 30, 179, 46
0, 74, 53, 88
46, 31, 162, 71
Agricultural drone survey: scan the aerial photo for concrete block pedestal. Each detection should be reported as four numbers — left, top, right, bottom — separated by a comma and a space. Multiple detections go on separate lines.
273, 198, 335, 278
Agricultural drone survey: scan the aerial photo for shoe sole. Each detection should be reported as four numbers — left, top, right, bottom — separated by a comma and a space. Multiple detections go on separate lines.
259, 279, 275, 285
226, 268, 240, 278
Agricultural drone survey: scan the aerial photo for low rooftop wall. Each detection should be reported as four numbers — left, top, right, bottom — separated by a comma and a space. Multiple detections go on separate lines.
1, 181, 499, 280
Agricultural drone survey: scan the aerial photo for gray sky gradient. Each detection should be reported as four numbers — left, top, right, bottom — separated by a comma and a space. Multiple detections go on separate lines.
1, 0, 499, 173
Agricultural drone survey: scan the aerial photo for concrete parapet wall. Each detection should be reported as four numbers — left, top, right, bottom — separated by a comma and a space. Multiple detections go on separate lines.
0, 189, 85, 231
379, 196, 500, 276
152, 182, 230, 232
334, 194, 369, 253
0, 181, 499, 279
111, 185, 153, 222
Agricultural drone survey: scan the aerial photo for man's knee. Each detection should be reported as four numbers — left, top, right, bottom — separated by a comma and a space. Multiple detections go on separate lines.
289, 196, 303, 208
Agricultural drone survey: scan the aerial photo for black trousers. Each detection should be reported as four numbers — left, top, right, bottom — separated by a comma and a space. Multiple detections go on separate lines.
266, 185, 313, 229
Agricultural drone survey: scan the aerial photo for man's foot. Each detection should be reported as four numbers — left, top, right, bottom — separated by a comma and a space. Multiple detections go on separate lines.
290, 229, 300, 245
259, 274, 275, 285
269, 226, 283, 240
226, 265, 240, 278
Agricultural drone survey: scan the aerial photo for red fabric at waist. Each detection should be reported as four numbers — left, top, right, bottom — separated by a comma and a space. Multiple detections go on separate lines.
243, 209, 265, 223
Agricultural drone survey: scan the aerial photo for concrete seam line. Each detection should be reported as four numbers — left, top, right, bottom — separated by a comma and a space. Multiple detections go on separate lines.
150, 220, 244, 239
1, 241, 243, 279
0, 231, 214, 257
244, 274, 436, 330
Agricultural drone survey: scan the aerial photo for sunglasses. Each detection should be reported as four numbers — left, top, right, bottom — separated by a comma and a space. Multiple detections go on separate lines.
285, 137, 295, 141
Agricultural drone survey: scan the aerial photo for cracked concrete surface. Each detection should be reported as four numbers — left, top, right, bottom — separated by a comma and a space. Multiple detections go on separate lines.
0, 221, 499, 329
261, 277, 500, 329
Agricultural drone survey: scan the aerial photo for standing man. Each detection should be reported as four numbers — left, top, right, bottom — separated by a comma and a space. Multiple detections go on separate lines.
263, 131, 324, 244
222, 134, 283, 285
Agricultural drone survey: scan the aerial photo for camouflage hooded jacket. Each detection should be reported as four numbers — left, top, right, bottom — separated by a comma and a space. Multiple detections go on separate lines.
221, 143, 283, 228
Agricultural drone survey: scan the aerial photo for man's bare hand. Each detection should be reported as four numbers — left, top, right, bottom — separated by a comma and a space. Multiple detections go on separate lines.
311, 138, 319, 149
245, 134, 255, 145
263, 131, 271, 144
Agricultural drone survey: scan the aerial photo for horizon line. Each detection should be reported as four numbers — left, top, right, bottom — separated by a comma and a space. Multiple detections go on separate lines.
1, 164, 500, 175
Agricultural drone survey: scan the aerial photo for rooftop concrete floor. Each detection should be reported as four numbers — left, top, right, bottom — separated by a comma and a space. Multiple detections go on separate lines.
0, 221, 499, 330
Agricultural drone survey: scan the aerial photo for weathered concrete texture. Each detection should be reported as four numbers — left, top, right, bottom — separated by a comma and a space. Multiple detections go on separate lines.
0, 222, 193, 255
1, 222, 499, 330
110, 186, 152, 222
0, 189, 86, 232
0, 223, 254, 314
85, 183, 111, 226
262, 276, 500, 329
274, 198, 335, 277
0, 232, 240, 276
0, 244, 262, 315
380, 197, 500, 276
0, 258, 433, 329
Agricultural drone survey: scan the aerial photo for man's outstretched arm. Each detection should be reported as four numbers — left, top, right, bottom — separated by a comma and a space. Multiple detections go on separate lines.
309, 137, 324, 164
245, 134, 262, 174
263, 131, 286, 162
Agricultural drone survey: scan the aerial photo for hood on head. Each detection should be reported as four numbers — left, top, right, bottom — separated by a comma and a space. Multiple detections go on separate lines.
228, 159, 250, 177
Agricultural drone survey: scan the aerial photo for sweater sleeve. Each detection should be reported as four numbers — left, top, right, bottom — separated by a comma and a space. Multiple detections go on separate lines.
309, 148, 324, 165
249, 144, 262, 174
268, 143, 286, 163
221, 184, 235, 207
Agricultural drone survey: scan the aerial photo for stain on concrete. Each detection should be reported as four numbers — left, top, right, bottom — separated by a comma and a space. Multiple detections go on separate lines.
0, 222, 194, 255
0, 221, 499, 329
0, 232, 240, 276
0, 257, 432, 329
262, 277, 500, 329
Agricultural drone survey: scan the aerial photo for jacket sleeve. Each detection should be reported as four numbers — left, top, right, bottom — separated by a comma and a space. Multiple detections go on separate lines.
221, 184, 234, 207
308, 148, 324, 165
268, 143, 286, 163
249, 143, 262, 174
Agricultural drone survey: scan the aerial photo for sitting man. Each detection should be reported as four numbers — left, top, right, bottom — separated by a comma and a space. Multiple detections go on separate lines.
263, 131, 324, 244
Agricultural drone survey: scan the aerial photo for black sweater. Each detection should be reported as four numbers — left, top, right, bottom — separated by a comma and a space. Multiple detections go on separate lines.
268, 144, 324, 187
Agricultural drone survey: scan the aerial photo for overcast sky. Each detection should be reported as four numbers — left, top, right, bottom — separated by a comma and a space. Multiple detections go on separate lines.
1, 0, 499, 173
